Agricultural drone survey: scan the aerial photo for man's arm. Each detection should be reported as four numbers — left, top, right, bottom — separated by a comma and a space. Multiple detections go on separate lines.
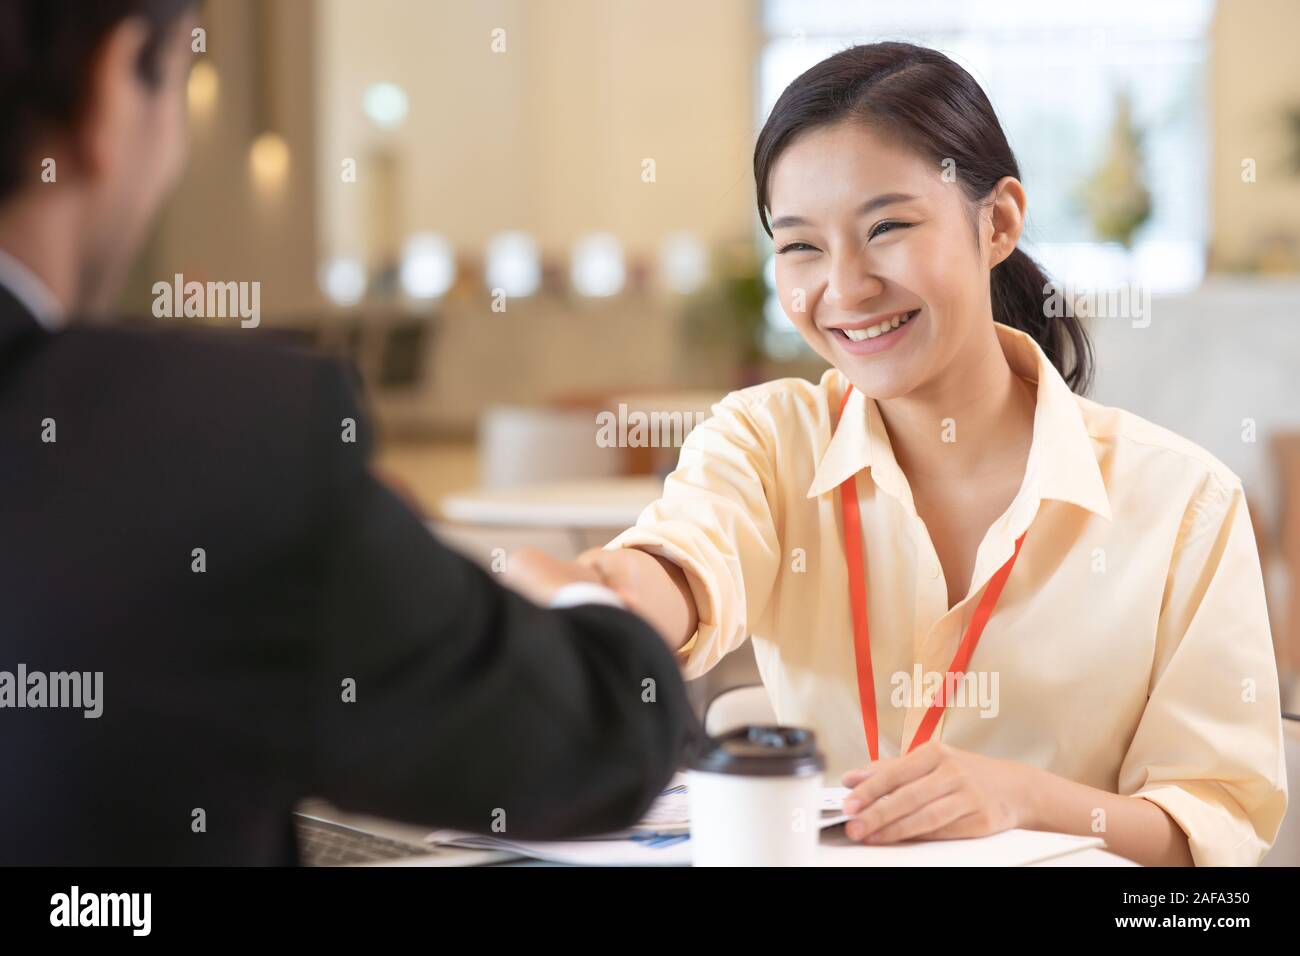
303, 362, 701, 838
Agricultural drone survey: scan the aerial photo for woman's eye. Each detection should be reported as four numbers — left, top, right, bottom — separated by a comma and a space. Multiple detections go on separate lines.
776, 241, 818, 254
869, 220, 911, 240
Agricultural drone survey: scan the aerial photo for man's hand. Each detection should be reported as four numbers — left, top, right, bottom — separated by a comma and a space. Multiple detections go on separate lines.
501, 547, 605, 606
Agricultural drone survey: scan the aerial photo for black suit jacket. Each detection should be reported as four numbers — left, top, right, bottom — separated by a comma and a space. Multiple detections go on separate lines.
0, 287, 699, 864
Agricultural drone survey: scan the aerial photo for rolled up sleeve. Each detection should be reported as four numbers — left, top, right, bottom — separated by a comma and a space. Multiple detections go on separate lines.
1119, 471, 1288, 865
604, 393, 781, 680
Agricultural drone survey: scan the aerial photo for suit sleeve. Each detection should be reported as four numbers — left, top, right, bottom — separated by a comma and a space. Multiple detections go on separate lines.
304, 361, 701, 838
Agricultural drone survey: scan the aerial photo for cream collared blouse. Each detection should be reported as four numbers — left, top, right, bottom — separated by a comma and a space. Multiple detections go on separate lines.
606, 322, 1287, 866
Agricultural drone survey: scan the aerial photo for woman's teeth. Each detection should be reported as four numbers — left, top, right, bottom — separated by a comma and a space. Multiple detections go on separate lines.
841, 310, 918, 342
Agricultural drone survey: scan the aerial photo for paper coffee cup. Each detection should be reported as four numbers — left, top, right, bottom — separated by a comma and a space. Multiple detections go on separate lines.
688, 725, 824, 866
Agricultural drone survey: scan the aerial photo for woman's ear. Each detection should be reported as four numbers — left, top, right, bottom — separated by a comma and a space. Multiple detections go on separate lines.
985, 176, 1027, 268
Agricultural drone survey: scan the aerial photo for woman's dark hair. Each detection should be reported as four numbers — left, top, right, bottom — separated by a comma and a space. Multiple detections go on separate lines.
0, 0, 200, 203
755, 42, 1093, 395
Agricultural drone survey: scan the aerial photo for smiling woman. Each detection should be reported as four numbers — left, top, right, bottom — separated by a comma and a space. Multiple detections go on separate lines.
755, 42, 1091, 400
505, 41, 1288, 869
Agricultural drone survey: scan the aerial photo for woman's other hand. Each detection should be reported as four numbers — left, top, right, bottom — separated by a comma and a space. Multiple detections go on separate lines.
839, 740, 1034, 844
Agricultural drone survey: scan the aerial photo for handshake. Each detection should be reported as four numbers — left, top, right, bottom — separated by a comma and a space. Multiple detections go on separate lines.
504, 546, 698, 651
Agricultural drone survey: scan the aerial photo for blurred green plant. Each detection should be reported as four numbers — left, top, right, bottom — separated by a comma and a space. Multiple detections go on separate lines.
1286, 103, 1300, 173
680, 244, 769, 372
1078, 89, 1153, 248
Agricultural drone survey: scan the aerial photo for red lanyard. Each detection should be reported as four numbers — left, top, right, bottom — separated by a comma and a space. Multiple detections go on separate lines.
835, 385, 1026, 761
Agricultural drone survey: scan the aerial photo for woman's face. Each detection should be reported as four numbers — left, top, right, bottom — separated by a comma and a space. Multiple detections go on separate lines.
768, 120, 1019, 400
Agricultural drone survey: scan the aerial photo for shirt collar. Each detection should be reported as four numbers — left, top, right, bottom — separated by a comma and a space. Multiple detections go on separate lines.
806, 321, 1112, 525
0, 247, 65, 331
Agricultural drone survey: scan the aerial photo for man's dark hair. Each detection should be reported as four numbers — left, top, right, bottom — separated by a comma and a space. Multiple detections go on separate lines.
0, 0, 199, 202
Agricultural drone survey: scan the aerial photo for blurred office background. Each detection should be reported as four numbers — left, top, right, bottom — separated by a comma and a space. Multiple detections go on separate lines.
123, 0, 1300, 716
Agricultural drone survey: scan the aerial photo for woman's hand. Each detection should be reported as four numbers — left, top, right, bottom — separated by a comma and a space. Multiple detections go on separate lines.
839, 740, 1036, 844
502, 546, 698, 649
573, 547, 699, 650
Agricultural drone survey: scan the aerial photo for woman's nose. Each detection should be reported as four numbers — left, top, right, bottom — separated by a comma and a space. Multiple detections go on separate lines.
825, 252, 885, 307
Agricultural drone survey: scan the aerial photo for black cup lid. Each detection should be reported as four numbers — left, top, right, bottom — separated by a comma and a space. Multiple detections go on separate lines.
689, 725, 825, 777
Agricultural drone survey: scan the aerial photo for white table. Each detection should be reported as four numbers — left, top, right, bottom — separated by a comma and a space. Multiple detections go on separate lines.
1029, 847, 1137, 866
439, 476, 663, 529
308, 802, 1135, 867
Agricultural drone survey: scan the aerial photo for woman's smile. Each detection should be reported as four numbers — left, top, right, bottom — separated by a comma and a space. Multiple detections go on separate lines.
825, 307, 921, 355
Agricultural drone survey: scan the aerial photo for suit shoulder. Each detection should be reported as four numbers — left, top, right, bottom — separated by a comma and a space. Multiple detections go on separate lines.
50, 322, 337, 378
43, 323, 354, 424
24, 324, 365, 508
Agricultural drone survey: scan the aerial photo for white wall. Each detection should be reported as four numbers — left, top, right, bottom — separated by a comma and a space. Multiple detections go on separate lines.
133, 0, 324, 317
1088, 279, 1300, 530
314, 0, 759, 264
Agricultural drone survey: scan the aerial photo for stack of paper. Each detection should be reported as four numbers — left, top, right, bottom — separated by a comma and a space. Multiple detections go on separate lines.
622, 781, 854, 836
423, 778, 1107, 866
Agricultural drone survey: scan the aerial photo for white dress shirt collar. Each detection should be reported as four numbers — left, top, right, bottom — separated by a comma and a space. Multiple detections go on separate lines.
0, 247, 65, 331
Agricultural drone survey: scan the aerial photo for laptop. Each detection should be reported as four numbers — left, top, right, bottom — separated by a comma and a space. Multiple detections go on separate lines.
294, 800, 522, 867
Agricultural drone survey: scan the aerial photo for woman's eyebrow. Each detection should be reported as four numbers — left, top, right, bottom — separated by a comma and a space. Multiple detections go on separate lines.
769, 192, 919, 230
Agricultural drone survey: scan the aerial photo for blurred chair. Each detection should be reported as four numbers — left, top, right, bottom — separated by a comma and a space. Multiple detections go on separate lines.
1263, 713, 1300, 866
479, 405, 623, 488
703, 682, 776, 736
605, 389, 724, 477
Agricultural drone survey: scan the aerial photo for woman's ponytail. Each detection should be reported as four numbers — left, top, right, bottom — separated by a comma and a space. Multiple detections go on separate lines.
991, 247, 1094, 395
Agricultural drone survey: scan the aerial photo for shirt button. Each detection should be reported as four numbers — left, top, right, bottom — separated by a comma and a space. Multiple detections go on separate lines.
929, 563, 940, 579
